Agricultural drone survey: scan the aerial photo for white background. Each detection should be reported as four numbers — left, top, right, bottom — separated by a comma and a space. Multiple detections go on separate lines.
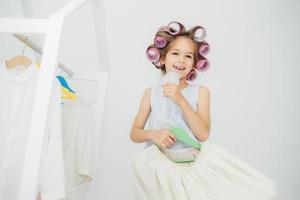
1, 0, 299, 199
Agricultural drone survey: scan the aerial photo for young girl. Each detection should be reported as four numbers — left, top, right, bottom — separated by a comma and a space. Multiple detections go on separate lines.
129, 21, 278, 200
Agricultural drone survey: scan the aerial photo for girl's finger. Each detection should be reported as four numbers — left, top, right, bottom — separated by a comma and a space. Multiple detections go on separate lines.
168, 133, 176, 142
167, 137, 174, 145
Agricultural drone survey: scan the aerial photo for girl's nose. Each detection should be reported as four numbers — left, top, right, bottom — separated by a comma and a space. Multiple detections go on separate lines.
177, 56, 184, 63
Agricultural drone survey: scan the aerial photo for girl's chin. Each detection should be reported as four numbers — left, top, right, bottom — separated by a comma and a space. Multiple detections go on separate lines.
166, 69, 187, 74
165, 69, 188, 79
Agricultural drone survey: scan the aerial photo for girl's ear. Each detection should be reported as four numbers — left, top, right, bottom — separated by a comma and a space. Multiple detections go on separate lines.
160, 57, 165, 65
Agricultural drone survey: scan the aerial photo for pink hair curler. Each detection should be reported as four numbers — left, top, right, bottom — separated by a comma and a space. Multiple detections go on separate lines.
198, 42, 210, 56
186, 69, 197, 81
146, 47, 160, 63
189, 26, 206, 42
196, 59, 210, 72
154, 36, 167, 48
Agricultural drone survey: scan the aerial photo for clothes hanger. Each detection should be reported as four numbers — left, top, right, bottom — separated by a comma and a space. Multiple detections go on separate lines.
170, 127, 201, 150
5, 46, 32, 69
157, 127, 202, 163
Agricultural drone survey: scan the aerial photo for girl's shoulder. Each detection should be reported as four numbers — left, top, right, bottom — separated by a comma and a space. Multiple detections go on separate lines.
197, 84, 211, 104
137, 87, 152, 111
198, 84, 210, 93
142, 85, 160, 101
144, 85, 158, 94
189, 83, 209, 92
143, 85, 160, 107
188, 84, 209, 94
144, 85, 161, 96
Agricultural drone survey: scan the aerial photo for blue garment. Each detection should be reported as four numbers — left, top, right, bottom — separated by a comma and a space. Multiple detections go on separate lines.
145, 84, 201, 150
56, 75, 75, 93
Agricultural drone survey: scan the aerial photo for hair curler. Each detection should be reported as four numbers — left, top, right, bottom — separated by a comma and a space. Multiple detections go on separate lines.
196, 59, 210, 72
146, 47, 160, 63
154, 35, 167, 48
198, 42, 210, 56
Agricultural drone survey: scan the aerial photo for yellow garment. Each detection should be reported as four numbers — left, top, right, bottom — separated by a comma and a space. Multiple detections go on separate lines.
35, 62, 41, 68
61, 87, 77, 100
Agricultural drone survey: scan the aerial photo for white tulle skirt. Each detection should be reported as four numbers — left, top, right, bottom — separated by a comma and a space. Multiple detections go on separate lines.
130, 143, 278, 200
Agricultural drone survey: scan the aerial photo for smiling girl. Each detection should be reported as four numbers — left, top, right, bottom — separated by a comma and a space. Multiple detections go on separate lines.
129, 21, 278, 200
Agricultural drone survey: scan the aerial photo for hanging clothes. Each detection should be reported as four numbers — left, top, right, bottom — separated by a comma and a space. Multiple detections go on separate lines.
61, 97, 93, 200
37, 77, 65, 200
0, 61, 65, 200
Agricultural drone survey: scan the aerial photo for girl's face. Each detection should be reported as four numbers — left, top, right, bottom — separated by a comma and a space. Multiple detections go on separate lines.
161, 36, 196, 79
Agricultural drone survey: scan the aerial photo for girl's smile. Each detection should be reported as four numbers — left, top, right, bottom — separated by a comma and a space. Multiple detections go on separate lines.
173, 64, 186, 71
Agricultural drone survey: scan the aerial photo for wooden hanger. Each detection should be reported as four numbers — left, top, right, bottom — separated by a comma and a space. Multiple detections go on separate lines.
5, 46, 32, 69
5, 55, 32, 69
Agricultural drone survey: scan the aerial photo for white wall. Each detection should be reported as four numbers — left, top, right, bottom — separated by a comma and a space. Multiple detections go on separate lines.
0, 0, 24, 17
97, 0, 300, 199
0, 0, 29, 62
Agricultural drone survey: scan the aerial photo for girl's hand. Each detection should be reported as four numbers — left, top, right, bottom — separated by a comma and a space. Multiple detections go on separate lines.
163, 83, 184, 105
36, 192, 41, 200
149, 129, 176, 148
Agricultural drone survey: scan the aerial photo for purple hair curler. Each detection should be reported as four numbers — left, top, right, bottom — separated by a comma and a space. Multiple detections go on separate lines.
186, 69, 197, 81
167, 21, 184, 35
154, 36, 167, 48
198, 42, 210, 56
146, 47, 160, 63
196, 59, 210, 72
189, 26, 206, 42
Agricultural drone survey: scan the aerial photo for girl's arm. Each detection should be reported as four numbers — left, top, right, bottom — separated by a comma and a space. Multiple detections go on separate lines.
178, 86, 211, 142
130, 88, 154, 143
130, 88, 176, 147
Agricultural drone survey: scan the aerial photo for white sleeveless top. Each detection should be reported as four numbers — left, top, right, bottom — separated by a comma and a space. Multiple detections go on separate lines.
145, 84, 201, 150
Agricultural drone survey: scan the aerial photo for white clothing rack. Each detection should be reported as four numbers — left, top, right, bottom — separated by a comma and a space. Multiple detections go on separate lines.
13, 32, 105, 82
0, 0, 90, 199
13, 34, 74, 77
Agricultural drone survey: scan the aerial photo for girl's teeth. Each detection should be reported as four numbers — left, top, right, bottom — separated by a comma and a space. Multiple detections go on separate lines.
174, 65, 184, 70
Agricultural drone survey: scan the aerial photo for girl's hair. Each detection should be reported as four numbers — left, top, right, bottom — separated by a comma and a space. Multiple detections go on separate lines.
146, 21, 210, 81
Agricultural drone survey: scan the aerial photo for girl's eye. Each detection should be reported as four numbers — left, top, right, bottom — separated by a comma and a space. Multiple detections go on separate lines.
186, 55, 193, 59
172, 52, 178, 55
